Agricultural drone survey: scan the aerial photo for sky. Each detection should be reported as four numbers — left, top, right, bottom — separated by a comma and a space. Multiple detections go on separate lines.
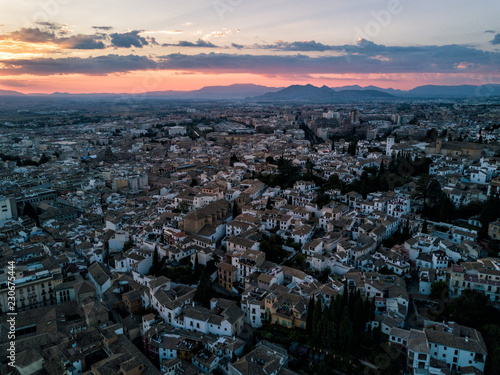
0, 0, 499, 93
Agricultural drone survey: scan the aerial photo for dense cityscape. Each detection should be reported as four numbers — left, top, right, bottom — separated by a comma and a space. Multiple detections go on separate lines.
2, 0, 500, 374
0, 92, 500, 375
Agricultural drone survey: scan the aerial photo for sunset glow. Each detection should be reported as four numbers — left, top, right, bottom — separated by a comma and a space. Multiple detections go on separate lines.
0, 0, 499, 93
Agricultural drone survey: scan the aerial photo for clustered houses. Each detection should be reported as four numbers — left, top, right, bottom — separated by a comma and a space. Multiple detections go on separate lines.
390, 322, 487, 374
345, 271, 409, 334
447, 258, 500, 302
2, 103, 500, 375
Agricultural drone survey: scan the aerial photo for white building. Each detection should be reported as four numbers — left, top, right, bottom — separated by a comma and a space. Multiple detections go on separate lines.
0, 196, 17, 221
169, 126, 187, 136
390, 322, 487, 374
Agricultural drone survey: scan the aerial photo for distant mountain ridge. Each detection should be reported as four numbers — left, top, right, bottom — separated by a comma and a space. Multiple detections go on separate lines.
145, 84, 283, 99
331, 84, 500, 98
2, 83, 500, 100
250, 84, 394, 102
0, 89, 24, 96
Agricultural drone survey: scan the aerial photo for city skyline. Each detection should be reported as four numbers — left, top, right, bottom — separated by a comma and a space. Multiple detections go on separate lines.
1, 0, 500, 93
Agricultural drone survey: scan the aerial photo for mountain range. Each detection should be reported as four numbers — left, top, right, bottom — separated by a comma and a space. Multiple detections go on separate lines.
1, 83, 500, 101
250, 84, 394, 102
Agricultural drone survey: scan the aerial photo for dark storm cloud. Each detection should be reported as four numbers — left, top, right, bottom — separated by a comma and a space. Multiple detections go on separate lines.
0, 27, 106, 50
155, 41, 500, 75
109, 30, 153, 48
0, 26, 158, 50
0, 54, 158, 76
251, 40, 339, 52
0, 27, 56, 43
1, 40, 498, 77
231, 43, 244, 49
63, 35, 106, 49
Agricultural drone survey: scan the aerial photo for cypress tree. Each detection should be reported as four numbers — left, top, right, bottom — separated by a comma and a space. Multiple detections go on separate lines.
312, 299, 323, 340
341, 284, 349, 308
194, 270, 213, 308
339, 306, 353, 353
379, 160, 385, 176
266, 198, 272, 210
422, 218, 428, 234
23, 202, 40, 227
348, 288, 356, 318
306, 297, 315, 334
194, 254, 202, 280
152, 246, 159, 276
328, 296, 336, 321
327, 320, 337, 349
334, 294, 343, 323
232, 203, 239, 218
353, 296, 365, 334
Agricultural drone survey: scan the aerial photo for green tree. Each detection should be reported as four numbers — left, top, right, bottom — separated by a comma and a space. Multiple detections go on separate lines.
412, 175, 442, 212
266, 197, 272, 210
338, 306, 353, 353
326, 321, 337, 349
194, 270, 214, 308
306, 297, 315, 334
438, 196, 456, 222
379, 160, 385, 176
232, 202, 240, 218
230, 153, 239, 167
123, 239, 134, 252
23, 202, 40, 227
193, 254, 202, 281
312, 299, 323, 340
151, 246, 160, 276
430, 280, 448, 300
176, 200, 190, 213
352, 296, 365, 334
481, 194, 500, 232
39, 153, 50, 165
422, 218, 428, 234
482, 324, 500, 373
